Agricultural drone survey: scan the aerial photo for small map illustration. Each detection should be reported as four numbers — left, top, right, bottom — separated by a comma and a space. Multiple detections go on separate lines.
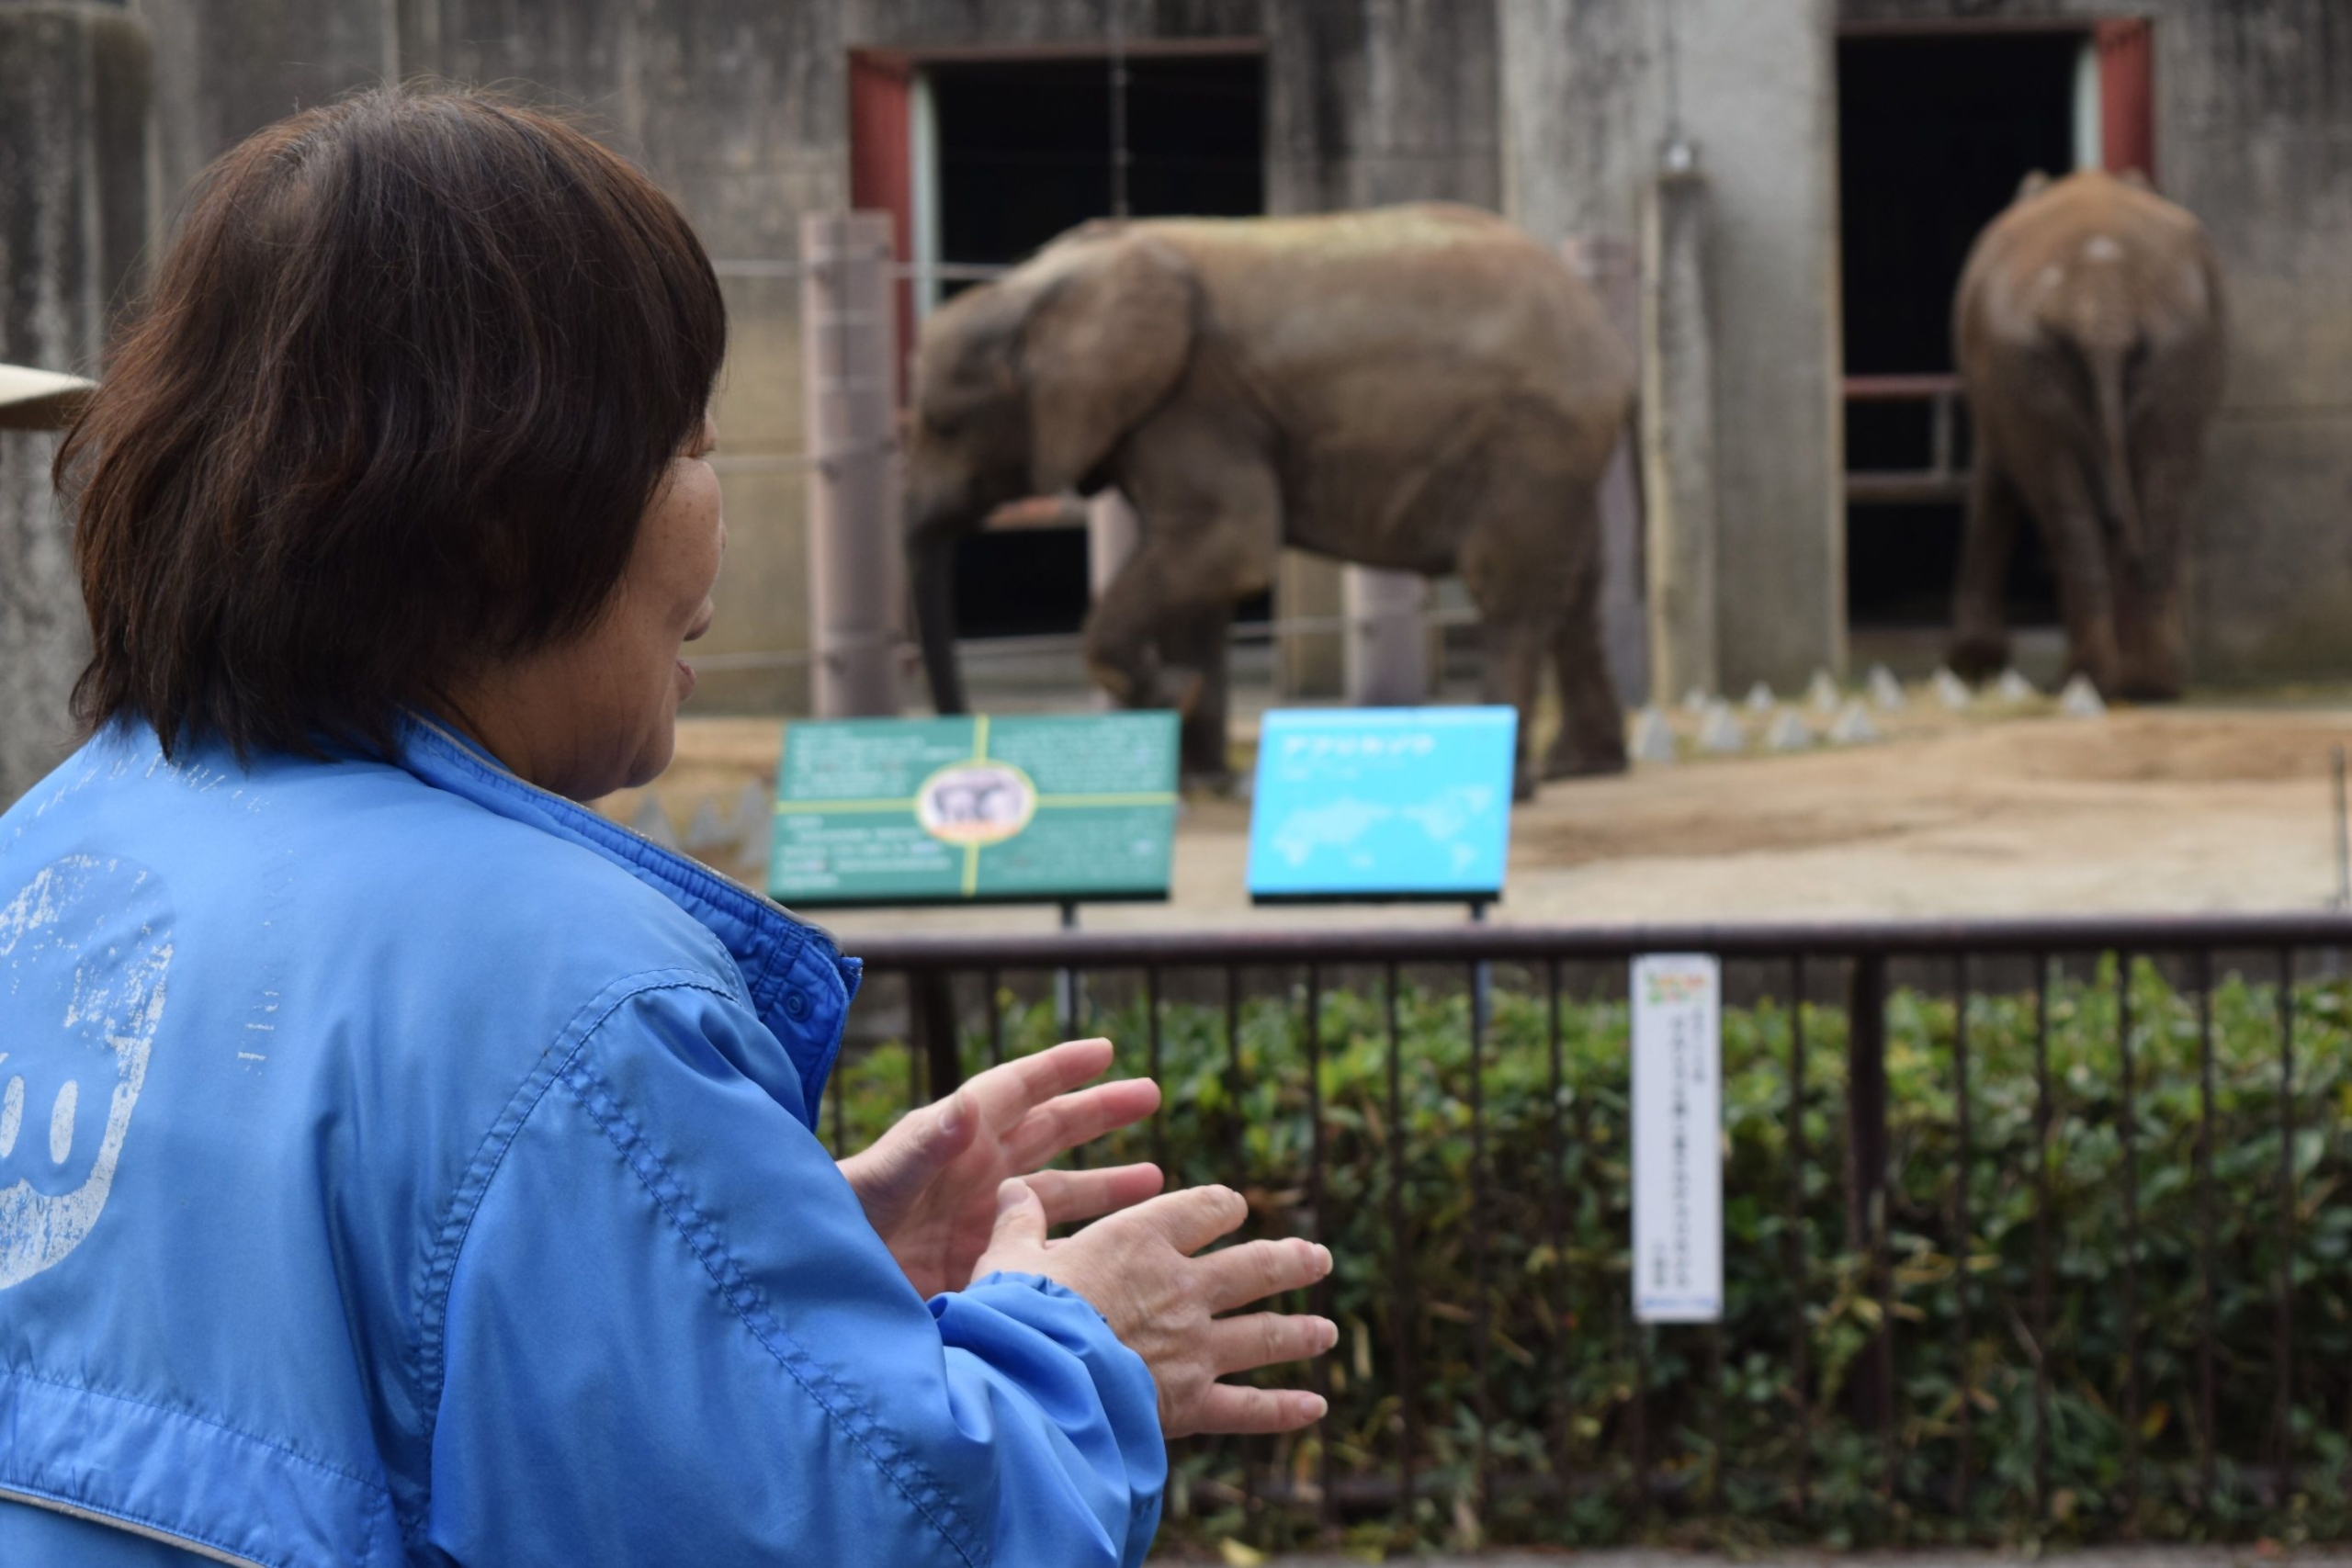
1247, 708, 1518, 901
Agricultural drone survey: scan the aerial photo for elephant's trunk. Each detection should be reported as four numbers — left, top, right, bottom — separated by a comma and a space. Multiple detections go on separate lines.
910, 531, 968, 716
2088, 346, 2145, 574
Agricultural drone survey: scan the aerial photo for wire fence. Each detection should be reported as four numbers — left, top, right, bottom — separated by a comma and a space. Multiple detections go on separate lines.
826, 913, 2352, 1551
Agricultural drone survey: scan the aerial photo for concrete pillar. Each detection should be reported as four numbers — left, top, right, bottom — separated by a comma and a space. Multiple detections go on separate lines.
1640, 158, 1720, 703
1342, 567, 1428, 707
1501, 0, 1843, 694
799, 210, 902, 718
0, 5, 151, 807
1564, 233, 1648, 709
1275, 553, 1344, 697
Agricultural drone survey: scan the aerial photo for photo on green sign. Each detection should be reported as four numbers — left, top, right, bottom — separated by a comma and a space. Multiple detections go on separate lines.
768, 712, 1181, 908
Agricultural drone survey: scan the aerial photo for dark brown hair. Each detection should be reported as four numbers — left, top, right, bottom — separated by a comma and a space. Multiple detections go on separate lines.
59, 85, 726, 761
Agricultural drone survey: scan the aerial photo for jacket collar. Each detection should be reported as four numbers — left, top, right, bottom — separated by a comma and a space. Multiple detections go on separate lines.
393, 716, 859, 1116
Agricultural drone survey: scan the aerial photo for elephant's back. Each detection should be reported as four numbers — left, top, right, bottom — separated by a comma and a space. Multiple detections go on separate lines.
1162, 206, 1633, 439
1957, 173, 2222, 359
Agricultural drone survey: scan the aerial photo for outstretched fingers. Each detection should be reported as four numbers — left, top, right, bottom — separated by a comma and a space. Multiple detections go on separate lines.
992, 1037, 1118, 1112
1009, 1077, 1162, 1166
1130, 1184, 1250, 1256
1208, 1311, 1339, 1377
1194, 1236, 1332, 1313
1186, 1383, 1329, 1437
1025, 1162, 1165, 1226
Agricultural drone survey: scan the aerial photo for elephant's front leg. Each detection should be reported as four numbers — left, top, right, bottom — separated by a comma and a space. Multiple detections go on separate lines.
1158, 604, 1238, 788
1949, 455, 2023, 681
1083, 538, 1250, 788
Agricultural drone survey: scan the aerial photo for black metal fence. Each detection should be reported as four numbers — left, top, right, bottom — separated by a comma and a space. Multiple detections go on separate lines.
838, 914, 2352, 1549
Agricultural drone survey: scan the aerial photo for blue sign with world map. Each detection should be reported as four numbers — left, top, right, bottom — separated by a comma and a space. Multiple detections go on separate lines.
1246, 706, 1518, 902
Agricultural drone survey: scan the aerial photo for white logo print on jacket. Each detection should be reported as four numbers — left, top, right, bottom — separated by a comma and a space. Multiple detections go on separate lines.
0, 855, 172, 1289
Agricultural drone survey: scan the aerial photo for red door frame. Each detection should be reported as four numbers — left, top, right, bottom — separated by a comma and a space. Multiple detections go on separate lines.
847, 39, 1268, 400
1837, 16, 2155, 184
2097, 18, 2155, 183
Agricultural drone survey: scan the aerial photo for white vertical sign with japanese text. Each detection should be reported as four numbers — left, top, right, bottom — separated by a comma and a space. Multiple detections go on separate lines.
1631, 953, 1724, 1323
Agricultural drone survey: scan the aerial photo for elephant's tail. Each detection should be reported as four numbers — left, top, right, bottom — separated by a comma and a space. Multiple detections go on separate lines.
2088, 348, 2143, 565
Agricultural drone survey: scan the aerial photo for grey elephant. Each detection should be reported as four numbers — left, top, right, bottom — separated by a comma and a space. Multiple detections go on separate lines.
903, 203, 1634, 795
1949, 169, 2226, 698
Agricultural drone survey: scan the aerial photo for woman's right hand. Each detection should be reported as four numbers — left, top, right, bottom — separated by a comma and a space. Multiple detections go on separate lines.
973, 1179, 1336, 1438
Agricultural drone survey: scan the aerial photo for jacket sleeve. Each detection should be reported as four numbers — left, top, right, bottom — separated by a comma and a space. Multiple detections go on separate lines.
419, 978, 1165, 1567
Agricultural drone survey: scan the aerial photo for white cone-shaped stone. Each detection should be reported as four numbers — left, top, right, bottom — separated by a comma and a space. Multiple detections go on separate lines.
1744, 681, 1777, 713
1765, 709, 1815, 750
1806, 670, 1840, 713
1868, 664, 1905, 710
2058, 673, 2108, 718
1933, 667, 1973, 710
684, 795, 731, 851
734, 782, 774, 871
1698, 703, 1747, 753
630, 793, 680, 851
1994, 668, 2038, 703
1681, 685, 1711, 713
1629, 706, 1678, 763
1828, 700, 1881, 745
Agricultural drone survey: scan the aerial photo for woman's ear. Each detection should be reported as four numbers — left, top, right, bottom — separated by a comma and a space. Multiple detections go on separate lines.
1018, 232, 1196, 495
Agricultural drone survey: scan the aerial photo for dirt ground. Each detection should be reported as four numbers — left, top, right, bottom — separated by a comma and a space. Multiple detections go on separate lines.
599, 684, 2352, 942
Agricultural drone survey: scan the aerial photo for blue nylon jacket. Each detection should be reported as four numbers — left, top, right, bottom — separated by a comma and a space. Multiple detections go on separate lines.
0, 719, 1164, 1566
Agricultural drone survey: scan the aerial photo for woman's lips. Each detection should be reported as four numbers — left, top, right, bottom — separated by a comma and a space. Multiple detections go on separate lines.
676, 658, 698, 698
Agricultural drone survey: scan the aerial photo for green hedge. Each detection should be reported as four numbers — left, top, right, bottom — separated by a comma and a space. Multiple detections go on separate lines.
836, 959, 2352, 1555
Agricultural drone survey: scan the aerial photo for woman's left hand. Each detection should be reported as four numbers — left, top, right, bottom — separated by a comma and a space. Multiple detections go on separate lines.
840, 1037, 1165, 1299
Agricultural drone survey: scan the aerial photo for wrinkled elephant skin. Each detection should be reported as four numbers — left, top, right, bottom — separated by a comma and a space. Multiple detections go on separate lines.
902, 205, 1635, 796
1950, 170, 2226, 700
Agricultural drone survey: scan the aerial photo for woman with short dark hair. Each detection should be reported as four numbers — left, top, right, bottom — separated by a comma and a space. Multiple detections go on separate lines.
0, 86, 1329, 1566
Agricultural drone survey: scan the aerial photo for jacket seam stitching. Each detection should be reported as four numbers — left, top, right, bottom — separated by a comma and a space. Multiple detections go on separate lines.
0, 1478, 284, 1568
557, 1050, 989, 1568
401, 968, 737, 1541
0, 1362, 392, 1499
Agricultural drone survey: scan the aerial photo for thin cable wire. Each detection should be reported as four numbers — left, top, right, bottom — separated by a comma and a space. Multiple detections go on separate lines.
1107, 0, 1131, 219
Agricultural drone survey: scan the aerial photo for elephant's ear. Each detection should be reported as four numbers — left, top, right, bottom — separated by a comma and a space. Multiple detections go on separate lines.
2014, 170, 2052, 205
1019, 232, 1196, 494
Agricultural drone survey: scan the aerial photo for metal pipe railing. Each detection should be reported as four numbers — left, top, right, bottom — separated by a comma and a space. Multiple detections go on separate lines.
845, 909, 2352, 969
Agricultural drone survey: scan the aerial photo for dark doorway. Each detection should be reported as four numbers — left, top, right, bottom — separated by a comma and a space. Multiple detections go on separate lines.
1839, 30, 2078, 628
929, 53, 1265, 639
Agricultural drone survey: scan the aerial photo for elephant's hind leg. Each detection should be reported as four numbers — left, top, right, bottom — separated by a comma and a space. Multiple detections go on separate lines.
1457, 462, 1623, 795
1478, 616, 1549, 802
1544, 571, 1630, 781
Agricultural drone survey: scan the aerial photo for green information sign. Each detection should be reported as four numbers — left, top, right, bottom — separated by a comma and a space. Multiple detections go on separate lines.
768, 713, 1181, 907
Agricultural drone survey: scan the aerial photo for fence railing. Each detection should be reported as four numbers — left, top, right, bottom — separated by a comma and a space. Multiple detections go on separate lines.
833, 912, 2352, 1551
1845, 372, 1970, 506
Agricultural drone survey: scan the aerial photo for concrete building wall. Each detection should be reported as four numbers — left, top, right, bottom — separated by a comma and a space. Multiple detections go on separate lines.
429, 0, 853, 710
119, 0, 1482, 714
0, 2, 150, 803
1844, 0, 2352, 685
1261, 0, 1501, 694
1502, 0, 1847, 694
56, 0, 2352, 728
